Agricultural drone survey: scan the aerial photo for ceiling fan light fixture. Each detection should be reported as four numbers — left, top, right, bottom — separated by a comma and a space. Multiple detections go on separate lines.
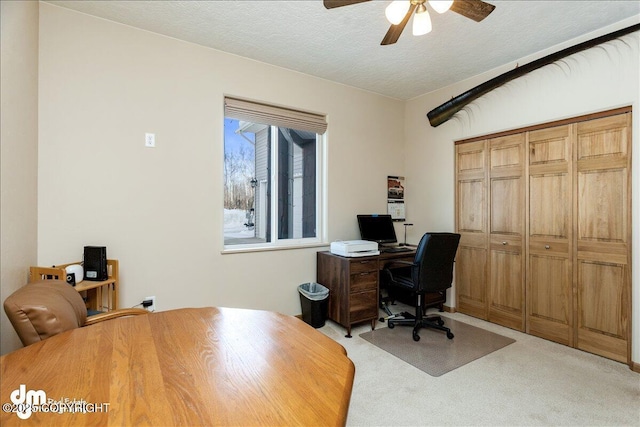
428, 0, 454, 14
385, 0, 411, 25
412, 5, 432, 36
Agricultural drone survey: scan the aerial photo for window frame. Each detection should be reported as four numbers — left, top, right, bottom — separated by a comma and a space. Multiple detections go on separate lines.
222, 98, 327, 253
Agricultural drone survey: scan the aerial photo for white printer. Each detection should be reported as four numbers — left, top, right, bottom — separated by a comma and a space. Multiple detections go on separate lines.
330, 240, 379, 257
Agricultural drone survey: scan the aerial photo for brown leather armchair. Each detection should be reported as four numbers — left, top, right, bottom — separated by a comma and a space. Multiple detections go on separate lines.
4, 280, 148, 346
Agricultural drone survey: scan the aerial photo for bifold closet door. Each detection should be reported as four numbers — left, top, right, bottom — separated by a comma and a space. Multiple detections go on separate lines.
455, 109, 631, 364
488, 134, 526, 331
527, 125, 574, 346
575, 113, 631, 363
455, 141, 488, 319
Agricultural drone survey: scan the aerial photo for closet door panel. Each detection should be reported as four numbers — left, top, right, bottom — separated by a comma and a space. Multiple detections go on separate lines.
529, 173, 569, 238
488, 134, 525, 331
458, 144, 486, 174
491, 177, 523, 234
458, 179, 485, 232
528, 254, 572, 345
456, 244, 488, 318
489, 245, 523, 329
576, 114, 628, 160
576, 260, 628, 362
456, 141, 488, 319
527, 125, 573, 345
577, 168, 626, 242
575, 113, 631, 363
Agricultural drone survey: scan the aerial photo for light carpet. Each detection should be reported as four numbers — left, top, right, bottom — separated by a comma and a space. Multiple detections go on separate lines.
359, 317, 515, 377
319, 310, 640, 426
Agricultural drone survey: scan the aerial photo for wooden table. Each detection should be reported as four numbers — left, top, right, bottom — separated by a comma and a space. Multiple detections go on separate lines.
0, 307, 355, 426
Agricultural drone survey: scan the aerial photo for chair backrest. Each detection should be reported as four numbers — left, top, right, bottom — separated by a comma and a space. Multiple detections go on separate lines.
412, 233, 461, 293
3, 280, 87, 346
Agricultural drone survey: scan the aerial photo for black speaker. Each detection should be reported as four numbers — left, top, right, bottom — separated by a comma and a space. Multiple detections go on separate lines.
66, 272, 76, 286
84, 246, 107, 281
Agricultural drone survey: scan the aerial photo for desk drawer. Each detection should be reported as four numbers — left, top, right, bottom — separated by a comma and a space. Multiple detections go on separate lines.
349, 259, 378, 274
350, 271, 378, 292
350, 290, 378, 322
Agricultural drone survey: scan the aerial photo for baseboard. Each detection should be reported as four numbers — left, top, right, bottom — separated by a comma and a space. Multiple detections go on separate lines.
295, 307, 454, 320
446, 307, 637, 372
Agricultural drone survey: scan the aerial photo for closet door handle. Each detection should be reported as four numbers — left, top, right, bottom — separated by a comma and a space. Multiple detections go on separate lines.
502, 241, 507, 245
545, 245, 550, 249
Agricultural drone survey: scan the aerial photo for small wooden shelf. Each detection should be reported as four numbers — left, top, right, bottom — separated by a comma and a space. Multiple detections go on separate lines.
29, 259, 119, 312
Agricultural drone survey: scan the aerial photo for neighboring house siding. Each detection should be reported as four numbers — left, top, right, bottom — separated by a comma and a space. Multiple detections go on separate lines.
255, 127, 269, 239
293, 143, 303, 239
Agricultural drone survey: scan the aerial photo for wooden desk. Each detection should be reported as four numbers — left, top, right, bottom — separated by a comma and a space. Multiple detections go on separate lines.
317, 250, 416, 337
0, 307, 355, 426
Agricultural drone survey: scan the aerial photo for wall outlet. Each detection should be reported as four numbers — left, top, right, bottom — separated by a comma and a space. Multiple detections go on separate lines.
143, 295, 156, 312
145, 133, 156, 147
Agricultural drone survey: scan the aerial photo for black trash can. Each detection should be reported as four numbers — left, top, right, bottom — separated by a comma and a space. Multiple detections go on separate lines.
298, 282, 329, 328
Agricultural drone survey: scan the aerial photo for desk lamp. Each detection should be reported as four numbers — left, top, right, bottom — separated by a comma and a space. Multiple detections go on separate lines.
401, 223, 413, 246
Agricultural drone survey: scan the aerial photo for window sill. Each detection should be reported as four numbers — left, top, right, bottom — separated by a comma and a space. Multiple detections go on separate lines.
221, 242, 329, 255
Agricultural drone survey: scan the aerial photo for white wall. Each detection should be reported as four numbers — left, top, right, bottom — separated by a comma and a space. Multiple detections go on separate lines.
35, 4, 404, 321
0, 1, 39, 355
404, 16, 640, 363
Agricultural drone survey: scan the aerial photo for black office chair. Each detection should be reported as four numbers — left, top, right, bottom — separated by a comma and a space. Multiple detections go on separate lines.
380, 232, 461, 342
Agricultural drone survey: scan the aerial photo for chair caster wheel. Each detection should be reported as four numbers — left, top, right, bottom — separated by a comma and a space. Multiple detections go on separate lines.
447, 332, 454, 339
379, 317, 385, 322
388, 322, 395, 329
413, 332, 420, 341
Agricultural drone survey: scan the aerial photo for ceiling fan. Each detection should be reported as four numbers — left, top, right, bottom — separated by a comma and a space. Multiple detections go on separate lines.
324, 0, 495, 45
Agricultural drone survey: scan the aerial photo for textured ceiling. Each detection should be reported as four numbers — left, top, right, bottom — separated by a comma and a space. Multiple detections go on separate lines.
48, 1, 640, 100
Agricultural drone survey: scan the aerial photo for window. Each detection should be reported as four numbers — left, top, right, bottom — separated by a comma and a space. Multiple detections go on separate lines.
223, 97, 326, 250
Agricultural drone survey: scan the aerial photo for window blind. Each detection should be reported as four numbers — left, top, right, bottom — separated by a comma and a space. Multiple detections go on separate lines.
224, 97, 327, 135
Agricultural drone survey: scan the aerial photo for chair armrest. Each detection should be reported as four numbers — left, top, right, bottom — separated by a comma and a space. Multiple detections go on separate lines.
382, 261, 415, 286
383, 260, 415, 270
84, 308, 149, 326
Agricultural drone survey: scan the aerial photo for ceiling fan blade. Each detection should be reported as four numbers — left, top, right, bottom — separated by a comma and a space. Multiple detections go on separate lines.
450, 0, 495, 22
323, 0, 371, 9
381, 3, 417, 46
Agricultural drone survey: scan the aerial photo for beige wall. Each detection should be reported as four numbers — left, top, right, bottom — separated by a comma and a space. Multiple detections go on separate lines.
35, 4, 405, 322
1, 1, 40, 355
404, 16, 640, 362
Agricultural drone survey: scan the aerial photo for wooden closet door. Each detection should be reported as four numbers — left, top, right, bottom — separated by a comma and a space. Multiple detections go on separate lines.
488, 134, 526, 331
575, 113, 631, 363
455, 141, 488, 319
527, 125, 573, 345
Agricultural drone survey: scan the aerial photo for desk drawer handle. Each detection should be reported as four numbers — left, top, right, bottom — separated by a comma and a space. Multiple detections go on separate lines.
545, 245, 550, 249
502, 241, 507, 245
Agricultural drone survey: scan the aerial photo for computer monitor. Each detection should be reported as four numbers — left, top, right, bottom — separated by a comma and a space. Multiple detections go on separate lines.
357, 214, 397, 244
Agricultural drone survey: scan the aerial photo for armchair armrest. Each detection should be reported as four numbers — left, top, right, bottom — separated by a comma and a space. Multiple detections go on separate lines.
84, 308, 149, 326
